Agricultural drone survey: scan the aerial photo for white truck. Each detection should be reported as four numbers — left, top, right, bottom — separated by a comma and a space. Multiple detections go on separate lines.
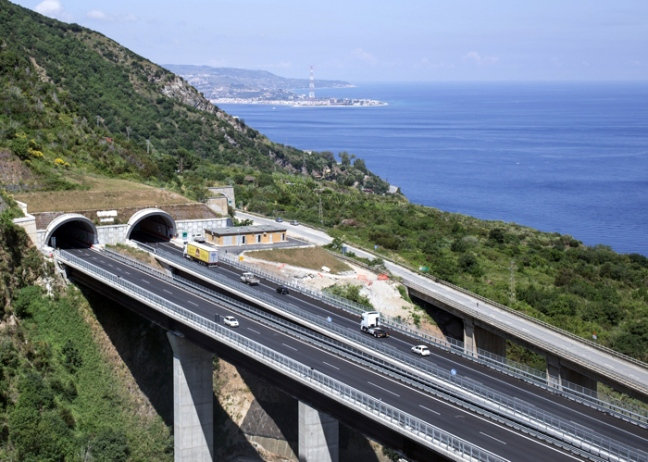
361, 311, 389, 337
240, 272, 260, 285
360, 311, 380, 332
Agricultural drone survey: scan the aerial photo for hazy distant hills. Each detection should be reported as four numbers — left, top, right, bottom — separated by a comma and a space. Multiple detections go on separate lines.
165, 64, 353, 100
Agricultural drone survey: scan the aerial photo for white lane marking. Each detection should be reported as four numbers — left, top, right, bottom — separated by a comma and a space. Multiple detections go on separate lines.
322, 361, 340, 370
282, 343, 298, 351
479, 431, 507, 445
419, 404, 440, 415
247, 327, 261, 335
163, 289, 172, 295
367, 381, 400, 398
187, 300, 198, 306
140, 279, 150, 284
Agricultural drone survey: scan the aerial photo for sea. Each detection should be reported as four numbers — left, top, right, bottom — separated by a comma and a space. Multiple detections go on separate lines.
219, 82, 648, 256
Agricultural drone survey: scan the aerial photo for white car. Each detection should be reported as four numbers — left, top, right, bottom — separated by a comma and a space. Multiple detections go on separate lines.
411, 345, 431, 356
223, 316, 239, 327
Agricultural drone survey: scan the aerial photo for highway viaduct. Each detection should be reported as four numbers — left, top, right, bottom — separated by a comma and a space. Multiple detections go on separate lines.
14, 208, 648, 461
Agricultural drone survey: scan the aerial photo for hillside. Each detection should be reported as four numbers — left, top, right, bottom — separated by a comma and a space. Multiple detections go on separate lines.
0, 0, 387, 197
165, 64, 352, 100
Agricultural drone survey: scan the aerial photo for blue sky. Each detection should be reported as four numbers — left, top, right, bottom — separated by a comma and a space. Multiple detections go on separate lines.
12, 0, 648, 82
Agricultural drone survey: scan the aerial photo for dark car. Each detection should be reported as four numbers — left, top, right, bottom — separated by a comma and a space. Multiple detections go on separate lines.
276, 285, 290, 295
367, 327, 389, 338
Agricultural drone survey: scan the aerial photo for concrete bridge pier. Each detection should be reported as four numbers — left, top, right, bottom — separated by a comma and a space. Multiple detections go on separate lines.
298, 401, 339, 462
546, 354, 598, 396
167, 332, 214, 462
463, 318, 507, 358
463, 317, 477, 355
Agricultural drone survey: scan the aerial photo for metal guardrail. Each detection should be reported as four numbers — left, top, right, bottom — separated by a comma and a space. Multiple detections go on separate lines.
208, 248, 648, 427
57, 249, 505, 462
125, 247, 647, 460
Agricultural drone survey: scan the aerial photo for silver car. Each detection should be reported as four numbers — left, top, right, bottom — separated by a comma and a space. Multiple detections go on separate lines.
223, 315, 239, 327
411, 345, 431, 356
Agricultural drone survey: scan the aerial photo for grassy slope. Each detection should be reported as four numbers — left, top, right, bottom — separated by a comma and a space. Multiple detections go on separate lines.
0, 191, 171, 460
0, 0, 386, 199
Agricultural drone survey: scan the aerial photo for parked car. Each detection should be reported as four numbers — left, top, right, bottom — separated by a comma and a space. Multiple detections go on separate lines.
411, 345, 431, 356
366, 327, 389, 338
290, 220, 299, 226
223, 316, 239, 327
276, 285, 290, 295
275, 217, 283, 222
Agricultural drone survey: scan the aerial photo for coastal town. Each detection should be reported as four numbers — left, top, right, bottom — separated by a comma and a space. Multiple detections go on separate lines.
166, 65, 387, 107
209, 95, 387, 107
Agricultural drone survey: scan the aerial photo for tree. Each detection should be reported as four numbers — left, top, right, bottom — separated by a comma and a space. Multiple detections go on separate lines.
90, 428, 130, 462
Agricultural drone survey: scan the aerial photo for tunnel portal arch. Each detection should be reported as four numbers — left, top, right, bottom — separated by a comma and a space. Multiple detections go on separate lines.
44, 213, 98, 249
126, 208, 177, 243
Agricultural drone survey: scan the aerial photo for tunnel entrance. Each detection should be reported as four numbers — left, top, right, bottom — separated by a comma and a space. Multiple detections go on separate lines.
126, 208, 176, 243
45, 214, 97, 249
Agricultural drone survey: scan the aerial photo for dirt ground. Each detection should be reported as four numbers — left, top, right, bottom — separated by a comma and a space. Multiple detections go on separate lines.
240, 252, 444, 338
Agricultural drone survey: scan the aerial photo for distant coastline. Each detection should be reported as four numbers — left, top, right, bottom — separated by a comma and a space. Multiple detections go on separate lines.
165, 65, 387, 107
210, 97, 387, 107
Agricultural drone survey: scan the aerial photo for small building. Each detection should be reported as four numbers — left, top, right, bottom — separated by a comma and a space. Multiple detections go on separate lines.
204, 224, 287, 247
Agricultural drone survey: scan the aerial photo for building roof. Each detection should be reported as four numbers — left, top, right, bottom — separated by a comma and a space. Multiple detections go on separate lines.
205, 224, 287, 237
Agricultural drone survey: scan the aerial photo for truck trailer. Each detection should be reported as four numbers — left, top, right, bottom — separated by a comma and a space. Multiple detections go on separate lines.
184, 241, 219, 266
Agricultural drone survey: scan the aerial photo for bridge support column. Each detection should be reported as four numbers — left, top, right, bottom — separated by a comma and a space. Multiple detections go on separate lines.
546, 354, 562, 390
167, 332, 214, 462
298, 401, 339, 462
463, 318, 477, 356
545, 354, 598, 396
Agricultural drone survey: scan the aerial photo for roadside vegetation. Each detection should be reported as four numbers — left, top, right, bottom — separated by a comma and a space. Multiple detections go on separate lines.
0, 193, 172, 460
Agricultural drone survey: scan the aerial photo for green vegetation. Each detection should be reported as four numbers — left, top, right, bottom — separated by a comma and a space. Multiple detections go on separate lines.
0, 0, 386, 200
325, 283, 373, 308
0, 197, 171, 460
